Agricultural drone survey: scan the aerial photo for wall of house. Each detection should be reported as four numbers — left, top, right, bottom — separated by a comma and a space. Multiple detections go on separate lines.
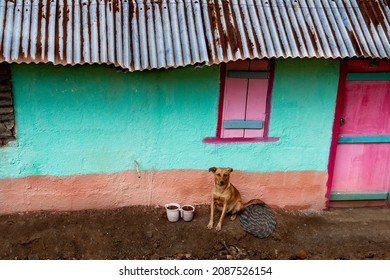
0, 59, 340, 213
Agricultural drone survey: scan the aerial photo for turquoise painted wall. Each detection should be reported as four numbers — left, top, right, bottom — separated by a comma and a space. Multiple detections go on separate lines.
0, 59, 339, 178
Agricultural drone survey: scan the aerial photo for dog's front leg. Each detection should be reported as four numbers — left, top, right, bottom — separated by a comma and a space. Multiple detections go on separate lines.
207, 200, 215, 229
215, 204, 228, 232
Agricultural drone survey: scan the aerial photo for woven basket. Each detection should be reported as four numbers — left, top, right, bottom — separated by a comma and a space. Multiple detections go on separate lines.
239, 204, 276, 238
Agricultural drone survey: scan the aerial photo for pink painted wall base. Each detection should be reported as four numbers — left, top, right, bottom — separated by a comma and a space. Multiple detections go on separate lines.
0, 170, 327, 214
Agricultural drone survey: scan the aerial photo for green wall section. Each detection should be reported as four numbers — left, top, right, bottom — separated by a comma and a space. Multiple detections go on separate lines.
268, 59, 340, 170
0, 59, 339, 178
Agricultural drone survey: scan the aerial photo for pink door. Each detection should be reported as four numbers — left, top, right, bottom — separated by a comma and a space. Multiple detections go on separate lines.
330, 61, 390, 207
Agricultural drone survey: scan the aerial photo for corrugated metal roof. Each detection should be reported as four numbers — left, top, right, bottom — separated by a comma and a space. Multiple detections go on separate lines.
0, 0, 389, 71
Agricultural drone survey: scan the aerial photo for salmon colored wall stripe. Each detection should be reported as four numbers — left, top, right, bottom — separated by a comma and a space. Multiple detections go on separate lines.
0, 170, 327, 214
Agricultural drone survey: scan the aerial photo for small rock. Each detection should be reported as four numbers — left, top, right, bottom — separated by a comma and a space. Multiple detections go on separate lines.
21, 234, 41, 246
237, 248, 247, 257
185, 253, 192, 259
296, 250, 308, 260
365, 252, 375, 259
176, 253, 186, 260
228, 246, 238, 256
146, 231, 153, 239
271, 233, 282, 241
226, 255, 234, 260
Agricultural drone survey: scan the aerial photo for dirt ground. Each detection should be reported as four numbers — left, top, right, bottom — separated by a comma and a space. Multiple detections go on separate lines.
0, 205, 389, 260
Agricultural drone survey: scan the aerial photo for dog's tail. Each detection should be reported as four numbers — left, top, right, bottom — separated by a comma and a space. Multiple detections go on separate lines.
244, 199, 266, 208
235, 199, 267, 215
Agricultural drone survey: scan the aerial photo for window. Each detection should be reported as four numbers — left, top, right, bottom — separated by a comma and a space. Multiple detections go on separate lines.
203, 59, 277, 143
0, 63, 15, 146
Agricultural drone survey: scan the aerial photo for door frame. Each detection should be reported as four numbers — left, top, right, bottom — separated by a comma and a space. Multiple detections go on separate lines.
326, 60, 347, 208
326, 59, 390, 207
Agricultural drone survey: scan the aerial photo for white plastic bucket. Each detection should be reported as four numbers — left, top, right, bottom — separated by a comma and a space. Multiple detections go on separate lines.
181, 205, 195, 222
165, 203, 181, 222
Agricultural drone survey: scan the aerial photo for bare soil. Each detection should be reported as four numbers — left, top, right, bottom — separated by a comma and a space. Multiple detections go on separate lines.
1, 205, 389, 260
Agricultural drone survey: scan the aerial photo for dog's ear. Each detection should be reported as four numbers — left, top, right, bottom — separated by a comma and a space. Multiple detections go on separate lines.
227, 167, 233, 173
209, 167, 217, 173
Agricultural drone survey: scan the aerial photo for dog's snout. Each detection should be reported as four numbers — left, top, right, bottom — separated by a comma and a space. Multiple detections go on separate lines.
219, 180, 224, 185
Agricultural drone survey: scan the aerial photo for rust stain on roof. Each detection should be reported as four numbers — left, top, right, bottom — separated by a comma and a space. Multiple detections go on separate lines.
0, 0, 388, 71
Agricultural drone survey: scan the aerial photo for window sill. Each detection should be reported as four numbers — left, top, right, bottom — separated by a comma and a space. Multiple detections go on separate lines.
202, 137, 280, 144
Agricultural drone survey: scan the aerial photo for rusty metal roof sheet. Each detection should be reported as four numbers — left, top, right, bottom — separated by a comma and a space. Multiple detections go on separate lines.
0, 0, 389, 71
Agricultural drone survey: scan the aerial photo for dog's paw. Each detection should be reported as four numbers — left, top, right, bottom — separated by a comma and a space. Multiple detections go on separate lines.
207, 222, 213, 230
215, 224, 222, 232
230, 214, 237, 221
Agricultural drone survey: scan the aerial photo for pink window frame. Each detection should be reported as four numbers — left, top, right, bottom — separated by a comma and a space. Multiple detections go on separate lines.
203, 59, 278, 144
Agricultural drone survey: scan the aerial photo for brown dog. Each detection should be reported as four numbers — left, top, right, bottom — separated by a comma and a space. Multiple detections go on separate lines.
207, 167, 265, 231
